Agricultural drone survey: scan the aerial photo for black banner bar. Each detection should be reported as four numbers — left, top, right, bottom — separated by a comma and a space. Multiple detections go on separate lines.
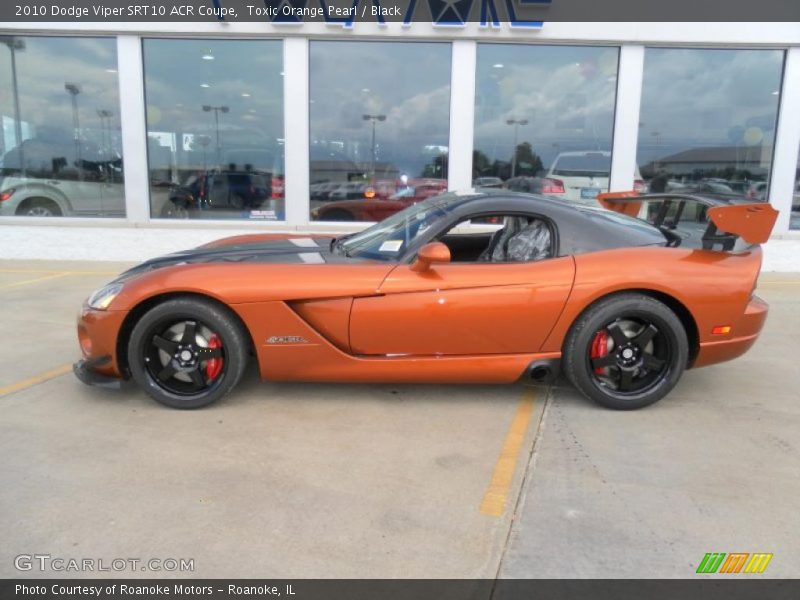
3, 579, 800, 600
2, 0, 800, 23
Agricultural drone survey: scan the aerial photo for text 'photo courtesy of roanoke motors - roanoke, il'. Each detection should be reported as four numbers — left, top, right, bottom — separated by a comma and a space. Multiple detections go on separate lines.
1, 0, 800, 599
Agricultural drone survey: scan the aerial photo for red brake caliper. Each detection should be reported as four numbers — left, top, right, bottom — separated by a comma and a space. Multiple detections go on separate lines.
590, 330, 609, 375
204, 334, 223, 381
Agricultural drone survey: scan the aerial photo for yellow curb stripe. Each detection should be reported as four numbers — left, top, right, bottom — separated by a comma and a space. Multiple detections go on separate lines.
0, 272, 72, 289
480, 387, 536, 517
0, 364, 73, 398
0, 269, 118, 276
0, 269, 71, 274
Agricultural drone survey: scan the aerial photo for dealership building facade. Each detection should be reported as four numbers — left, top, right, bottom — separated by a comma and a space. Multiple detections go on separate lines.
1, 20, 799, 235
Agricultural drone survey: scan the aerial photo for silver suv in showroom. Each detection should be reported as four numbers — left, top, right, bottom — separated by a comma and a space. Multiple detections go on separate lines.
0, 132, 124, 217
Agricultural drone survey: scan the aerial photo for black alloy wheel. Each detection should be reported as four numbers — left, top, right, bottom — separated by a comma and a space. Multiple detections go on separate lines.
143, 319, 225, 396
588, 319, 671, 394
128, 298, 249, 409
563, 293, 688, 410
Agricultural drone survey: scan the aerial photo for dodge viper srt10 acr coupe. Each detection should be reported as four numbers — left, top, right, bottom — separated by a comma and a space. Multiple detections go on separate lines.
74, 190, 777, 410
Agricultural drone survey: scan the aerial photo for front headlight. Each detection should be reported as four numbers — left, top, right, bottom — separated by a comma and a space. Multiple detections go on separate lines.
87, 283, 123, 310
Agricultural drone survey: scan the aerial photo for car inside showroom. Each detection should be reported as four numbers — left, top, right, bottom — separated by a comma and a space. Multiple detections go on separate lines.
1, 1, 799, 597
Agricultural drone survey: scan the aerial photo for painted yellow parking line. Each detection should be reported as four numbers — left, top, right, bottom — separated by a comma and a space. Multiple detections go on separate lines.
0, 269, 118, 276
0, 272, 72, 289
0, 269, 71, 274
759, 281, 800, 286
480, 387, 536, 517
0, 364, 73, 398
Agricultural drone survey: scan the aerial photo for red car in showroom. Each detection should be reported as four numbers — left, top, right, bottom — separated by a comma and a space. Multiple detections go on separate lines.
311, 179, 447, 221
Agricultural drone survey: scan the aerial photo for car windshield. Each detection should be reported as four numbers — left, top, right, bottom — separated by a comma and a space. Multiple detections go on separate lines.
551, 154, 610, 178
390, 186, 417, 199
704, 182, 734, 193
336, 196, 450, 261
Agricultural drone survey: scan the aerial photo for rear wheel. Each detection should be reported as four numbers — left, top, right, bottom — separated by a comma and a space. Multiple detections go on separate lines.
17, 198, 62, 217
563, 294, 688, 410
160, 202, 191, 219
127, 298, 248, 409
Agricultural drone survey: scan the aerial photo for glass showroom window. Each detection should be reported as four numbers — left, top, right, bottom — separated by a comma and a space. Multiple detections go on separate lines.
143, 39, 284, 221
0, 36, 123, 218
473, 44, 619, 202
637, 48, 784, 199
792, 141, 800, 230
309, 41, 451, 222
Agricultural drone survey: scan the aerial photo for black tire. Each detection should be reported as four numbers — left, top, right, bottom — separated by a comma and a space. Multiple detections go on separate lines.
17, 197, 62, 217
127, 297, 249, 409
321, 209, 355, 221
563, 293, 688, 410
160, 202, 191, 219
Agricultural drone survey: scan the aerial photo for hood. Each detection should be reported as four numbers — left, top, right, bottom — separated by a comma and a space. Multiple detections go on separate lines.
118, 234, 357, 280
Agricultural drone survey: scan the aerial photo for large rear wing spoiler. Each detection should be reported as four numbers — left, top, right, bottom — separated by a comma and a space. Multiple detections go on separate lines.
597, 191, 778, 249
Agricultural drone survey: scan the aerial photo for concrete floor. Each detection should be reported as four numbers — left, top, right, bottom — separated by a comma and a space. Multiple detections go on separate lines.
0, 259, 797, 579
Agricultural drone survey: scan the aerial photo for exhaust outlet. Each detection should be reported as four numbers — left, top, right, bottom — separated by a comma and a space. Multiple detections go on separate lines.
527, 359, 560, 384
530, 366, 552, 382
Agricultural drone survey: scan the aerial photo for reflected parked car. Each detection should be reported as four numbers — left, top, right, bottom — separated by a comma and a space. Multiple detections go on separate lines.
223, 147, 284, 206
473, 176, 504, 188
310, 182, 342, 202
505, 176, 567, 195
163, 169, 270, 218
328, 182, 371, 201
793, 182, 800, 211
311, 179, 447, 221
682, 180, 750, 202
0, 135, 124, 217
747, 181, 768, 201
544, 150, 646, 201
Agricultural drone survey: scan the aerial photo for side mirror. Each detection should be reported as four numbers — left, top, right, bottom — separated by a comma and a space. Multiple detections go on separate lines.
411, 242, 451, 273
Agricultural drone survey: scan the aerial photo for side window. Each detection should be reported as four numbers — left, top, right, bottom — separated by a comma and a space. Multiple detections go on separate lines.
438, 214, 554, 263
642, 196, 709, 228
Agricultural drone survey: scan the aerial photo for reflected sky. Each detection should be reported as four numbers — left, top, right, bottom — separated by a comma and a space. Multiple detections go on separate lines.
143, 38, 283, 169
637, 48, 783, 180
309, 41, 451, 181
792, 141, 800, 230
0, 36, 119, 158
474, 44, 619, 172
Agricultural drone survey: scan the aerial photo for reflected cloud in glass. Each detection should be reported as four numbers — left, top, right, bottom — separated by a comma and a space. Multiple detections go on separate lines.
637, 48, 783, 198
143, 39, 284, 221
0, 36, 124, 217
309, 41, 451, 222
473, 44, 619, 201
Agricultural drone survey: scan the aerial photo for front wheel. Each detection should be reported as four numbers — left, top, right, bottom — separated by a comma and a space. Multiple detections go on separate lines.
18, 198, 62, 217
127, 298, 249, 409
160, 202, 192, 219
563, 294, 688, 410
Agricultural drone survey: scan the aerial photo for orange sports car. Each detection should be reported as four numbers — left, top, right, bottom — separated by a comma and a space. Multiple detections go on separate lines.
74, 190, 777, 410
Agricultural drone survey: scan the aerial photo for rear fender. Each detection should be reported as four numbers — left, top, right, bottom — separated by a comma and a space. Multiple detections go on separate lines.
541, 246, 764, 354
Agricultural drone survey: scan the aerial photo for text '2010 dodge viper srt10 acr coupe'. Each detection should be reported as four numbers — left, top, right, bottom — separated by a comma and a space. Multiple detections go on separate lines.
74, 190, 778, 410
